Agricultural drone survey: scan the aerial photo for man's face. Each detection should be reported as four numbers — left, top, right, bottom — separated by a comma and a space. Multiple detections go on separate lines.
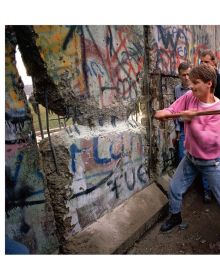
190, 78, 211, 99
179, 68, 191, 88
200, 54, 216, 68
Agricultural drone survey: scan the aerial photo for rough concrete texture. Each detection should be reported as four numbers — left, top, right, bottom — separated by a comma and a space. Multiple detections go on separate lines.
5, 26, 59, 254
15, 25, 144, 122
39, 120, 150, 243
39, 133, 73, 246
61, 183, 168, 254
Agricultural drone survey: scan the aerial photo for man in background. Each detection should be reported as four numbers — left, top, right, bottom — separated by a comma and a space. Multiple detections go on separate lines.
174, 62, 191, 162
200, 49, 220, 99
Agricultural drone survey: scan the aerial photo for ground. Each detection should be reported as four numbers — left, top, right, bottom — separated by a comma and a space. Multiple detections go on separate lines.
127, 179, 220, 254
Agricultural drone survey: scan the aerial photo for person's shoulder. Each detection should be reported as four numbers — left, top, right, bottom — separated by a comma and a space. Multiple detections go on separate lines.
182, 90, 194, 100
174, 84, 181, 96
185, 90, 193, 97
175, 84, 181, 90
185, 89, 192, 94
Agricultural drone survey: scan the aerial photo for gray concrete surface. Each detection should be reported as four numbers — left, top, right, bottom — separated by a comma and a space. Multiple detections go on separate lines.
62, 183, 168, 254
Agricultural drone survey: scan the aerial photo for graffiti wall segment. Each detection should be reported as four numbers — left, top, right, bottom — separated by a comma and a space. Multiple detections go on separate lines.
84, 26, 144, 108
151, 25, 193, 75
5, 26, 58, 253
62, 120, 149, 235
150, 25, 220, 75
33, 25, 144, 110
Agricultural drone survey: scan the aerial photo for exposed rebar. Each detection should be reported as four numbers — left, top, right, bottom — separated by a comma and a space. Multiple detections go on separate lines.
44, 90, 60, 175
36, 102, 44, 139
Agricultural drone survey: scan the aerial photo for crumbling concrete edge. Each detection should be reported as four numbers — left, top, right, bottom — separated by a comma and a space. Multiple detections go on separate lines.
114, 203, 168, 254
61, 182, 169, 254
116, 173, 172, 253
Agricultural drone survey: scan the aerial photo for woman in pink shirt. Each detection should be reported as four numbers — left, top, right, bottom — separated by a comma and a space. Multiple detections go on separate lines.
155, 64, 220, 232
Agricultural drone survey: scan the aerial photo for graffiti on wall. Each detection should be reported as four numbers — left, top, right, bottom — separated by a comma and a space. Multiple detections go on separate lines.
5, 44, 45, 215
34, 25, 144, 108
84, 26, 144, 107
5, 36, 35, 159
151, 25, 193, 74
63, 123, 149, 234
151, 25, 220, 75
68, 128, 148, 199
5, 29, 58, 253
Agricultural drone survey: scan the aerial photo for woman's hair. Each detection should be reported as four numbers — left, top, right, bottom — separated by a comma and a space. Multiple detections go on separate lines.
189, 64, 217, 93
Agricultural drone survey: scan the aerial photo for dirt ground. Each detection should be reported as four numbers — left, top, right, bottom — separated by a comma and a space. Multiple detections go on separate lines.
127, 179, 220, 254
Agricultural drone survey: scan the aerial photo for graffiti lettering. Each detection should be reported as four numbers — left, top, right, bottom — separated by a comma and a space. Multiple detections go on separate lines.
108, 164, 148, 198
152, 25, 191, 74
69, 132, 143, 174
70, 170, 114, 199
63, 26, 82, 50
93, 137, 111, 164
71, 163, 148, 200
70, 143, 82, 172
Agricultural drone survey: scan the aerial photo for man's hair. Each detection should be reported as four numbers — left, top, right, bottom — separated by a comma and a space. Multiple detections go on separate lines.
178, 62, 191, 74
189, 64, 217, 93
200, 49, 217, 66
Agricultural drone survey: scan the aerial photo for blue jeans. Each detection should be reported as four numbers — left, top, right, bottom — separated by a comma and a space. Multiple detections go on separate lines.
169, 153, 220, 214
178, 125, 185, 162
202, 177, 209, 192
177, 125, 210, 193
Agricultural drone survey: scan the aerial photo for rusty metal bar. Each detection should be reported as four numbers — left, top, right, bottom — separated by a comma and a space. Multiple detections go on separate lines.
36, 102, 44, 139
57, 115, 61, 129
44, 91, 60, 175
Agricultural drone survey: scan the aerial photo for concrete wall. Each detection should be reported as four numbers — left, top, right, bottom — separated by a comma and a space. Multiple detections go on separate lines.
5, 25, 220, 252
12, 25, 148, 245
5, 26, 59, 254
150, 25, 220, 74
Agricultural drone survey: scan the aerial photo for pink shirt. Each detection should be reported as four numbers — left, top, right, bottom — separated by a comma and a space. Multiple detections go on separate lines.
165, 91, 220, 160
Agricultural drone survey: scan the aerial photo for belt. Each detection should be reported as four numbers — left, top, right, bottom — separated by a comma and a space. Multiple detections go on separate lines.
186, 152, 220, 166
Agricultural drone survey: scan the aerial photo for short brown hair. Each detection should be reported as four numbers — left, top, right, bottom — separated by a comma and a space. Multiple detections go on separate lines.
178, 62, 191, 74
189, 64, 217, 93
200, 49, 217, 66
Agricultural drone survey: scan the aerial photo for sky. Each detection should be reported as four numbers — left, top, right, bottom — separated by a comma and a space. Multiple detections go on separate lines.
15, 46, 32, 85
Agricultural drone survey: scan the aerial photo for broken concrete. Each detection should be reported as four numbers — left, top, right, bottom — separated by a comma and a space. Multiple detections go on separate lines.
61, 182, 168, 254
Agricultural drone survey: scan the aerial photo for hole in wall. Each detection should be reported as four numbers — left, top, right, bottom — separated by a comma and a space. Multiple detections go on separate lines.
15, 46, 71, 142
